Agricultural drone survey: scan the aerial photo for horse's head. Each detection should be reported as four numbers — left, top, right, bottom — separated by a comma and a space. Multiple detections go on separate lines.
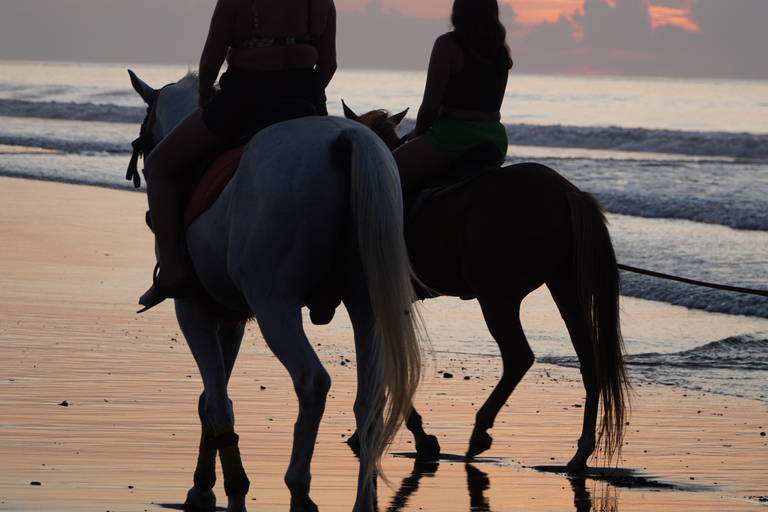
126, 70, 199, 187
129, 70, 199, 143
342, 100, 409, 151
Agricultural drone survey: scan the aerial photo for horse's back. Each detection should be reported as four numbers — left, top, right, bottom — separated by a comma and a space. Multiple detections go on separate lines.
406, 162, 577, 297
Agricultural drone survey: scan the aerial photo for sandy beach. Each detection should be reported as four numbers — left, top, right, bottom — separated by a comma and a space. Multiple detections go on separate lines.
1, 175, 767, 511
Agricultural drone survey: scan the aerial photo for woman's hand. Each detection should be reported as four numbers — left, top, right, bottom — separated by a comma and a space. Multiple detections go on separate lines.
198, 88, 213, 107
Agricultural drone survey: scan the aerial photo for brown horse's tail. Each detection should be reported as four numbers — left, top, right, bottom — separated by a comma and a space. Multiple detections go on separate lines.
567, 190, 631, 462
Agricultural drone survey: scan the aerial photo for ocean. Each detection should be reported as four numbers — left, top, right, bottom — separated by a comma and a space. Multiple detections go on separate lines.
1, 60, 766, 402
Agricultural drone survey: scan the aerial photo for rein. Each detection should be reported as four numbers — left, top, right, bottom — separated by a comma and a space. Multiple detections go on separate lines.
391, 135, 407, 151
126, 84, 170, 188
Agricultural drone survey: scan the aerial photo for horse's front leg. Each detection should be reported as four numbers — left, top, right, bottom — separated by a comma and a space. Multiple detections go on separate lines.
467, 297, 533, 459
176, 299, 249, 512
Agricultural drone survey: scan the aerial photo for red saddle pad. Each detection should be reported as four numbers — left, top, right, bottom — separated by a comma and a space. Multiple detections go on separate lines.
183, 145, 246, 229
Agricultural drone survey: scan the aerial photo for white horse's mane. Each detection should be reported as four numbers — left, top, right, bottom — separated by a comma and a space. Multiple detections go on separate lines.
177, 71, 199, 92
152, 71, 200, 136
175, 71, 221, 100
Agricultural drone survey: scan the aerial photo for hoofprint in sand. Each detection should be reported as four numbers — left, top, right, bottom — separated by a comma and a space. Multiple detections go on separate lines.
1, 176, 766, 511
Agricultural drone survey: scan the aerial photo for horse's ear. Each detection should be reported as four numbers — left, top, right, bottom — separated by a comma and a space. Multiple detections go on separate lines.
390, 108, 409, 126
128, 69, 157, 105
341, 99, 360, 122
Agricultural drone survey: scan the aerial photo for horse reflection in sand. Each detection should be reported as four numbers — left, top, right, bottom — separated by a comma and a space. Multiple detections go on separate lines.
385, 458, 620, 512
343, 103, 631, 473
128, 71, 424, 512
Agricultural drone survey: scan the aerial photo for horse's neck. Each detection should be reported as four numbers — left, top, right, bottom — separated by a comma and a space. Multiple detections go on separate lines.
366, 119, 400, 149
155, 80, 198, 139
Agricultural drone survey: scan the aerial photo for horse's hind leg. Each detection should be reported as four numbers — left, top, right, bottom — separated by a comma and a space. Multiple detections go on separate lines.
547, 274, 599, 473
252, 302, 331, 512
467, 295, 533, 458
175, 299, 248, 512
406, 407, 441, 458
347, 405, 440, 461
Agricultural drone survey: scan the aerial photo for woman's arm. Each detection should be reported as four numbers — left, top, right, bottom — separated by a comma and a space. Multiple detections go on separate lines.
198, 0, 235, 106
314, 0, 338, 87
410, 33, 457, 138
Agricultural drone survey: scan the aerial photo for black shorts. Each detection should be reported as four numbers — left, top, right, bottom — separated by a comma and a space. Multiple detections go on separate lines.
201, 66, 328, 137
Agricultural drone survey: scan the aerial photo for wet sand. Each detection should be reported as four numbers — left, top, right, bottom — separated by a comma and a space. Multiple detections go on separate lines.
1, 176, 766, 511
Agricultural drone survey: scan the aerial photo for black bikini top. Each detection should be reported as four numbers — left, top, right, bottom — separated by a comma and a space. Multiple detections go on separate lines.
234, 0, 315, 49
442, 38, 509, 113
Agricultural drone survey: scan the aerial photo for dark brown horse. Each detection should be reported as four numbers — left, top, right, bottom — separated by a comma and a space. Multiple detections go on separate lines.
343, 103, 631, 473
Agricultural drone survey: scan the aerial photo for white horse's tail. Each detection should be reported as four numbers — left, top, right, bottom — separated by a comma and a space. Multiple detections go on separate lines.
335, 127, 424, 482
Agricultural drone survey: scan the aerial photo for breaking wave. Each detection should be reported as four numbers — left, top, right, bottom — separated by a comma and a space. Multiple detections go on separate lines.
540, 334, 768, 401
4, 99, 767, 159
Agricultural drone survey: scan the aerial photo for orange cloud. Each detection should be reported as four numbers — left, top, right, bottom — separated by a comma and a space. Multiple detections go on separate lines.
337, 0, 589, 23
337, 0, 699, 34
504, 0, 700, 32
646, 1, 701, 32
335, 0, 452, 18
501, 0, 586, 25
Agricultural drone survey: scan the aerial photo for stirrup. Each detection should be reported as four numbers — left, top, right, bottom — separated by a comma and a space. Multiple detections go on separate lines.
137, 263, 193, 313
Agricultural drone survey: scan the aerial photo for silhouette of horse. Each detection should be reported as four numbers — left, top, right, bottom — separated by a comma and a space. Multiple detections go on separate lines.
343, 103, 630, 473
127, 71, 424, 512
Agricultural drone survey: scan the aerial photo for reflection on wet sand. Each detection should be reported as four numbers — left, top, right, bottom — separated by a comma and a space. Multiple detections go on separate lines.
386, 460, 440, 511
465, 463, 491, 512
386, 456, 624, 512
569, 477, 618, 512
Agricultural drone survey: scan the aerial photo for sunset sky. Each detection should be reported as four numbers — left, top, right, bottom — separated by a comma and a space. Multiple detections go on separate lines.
0, 0, 766, 79
336, 0, 700, 30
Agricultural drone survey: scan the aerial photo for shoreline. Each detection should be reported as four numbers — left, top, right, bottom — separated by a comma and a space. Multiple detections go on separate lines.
1, 176, 766, 511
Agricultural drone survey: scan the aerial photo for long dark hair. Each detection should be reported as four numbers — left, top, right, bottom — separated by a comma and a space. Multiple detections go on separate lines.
451, 0, 513, 69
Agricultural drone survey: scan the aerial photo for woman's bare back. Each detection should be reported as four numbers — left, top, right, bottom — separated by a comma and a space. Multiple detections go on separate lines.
226, 0, 336, 76
230, 0, 328, 43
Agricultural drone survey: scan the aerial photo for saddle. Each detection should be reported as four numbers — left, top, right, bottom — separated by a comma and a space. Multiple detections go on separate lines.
144, 99, 317, 232
182, 100, 318, 228
308, 143, 506, 324
143, 100, 319, 323
405, 142, 503, 220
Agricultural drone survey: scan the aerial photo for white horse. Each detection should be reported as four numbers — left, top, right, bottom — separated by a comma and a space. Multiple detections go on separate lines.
128, 71, 423, 512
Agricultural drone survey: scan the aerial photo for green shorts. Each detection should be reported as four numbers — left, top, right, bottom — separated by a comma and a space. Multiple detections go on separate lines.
426, 117, 508, 165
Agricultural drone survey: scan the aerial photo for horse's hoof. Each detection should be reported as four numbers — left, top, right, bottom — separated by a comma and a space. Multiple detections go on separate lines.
565, 457, 588, 475
226, 493, 247, 512
183, 486, 216, 512
466, 432, 492, 459
346, 431, 361, 456
415, 434, 441, 459
290, 497, 319, 512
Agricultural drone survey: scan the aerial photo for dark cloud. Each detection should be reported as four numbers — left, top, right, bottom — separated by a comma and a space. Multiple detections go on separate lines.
0, 0, 765, 79
0, 0, 210, 64
691, 0, 768, 62
338, 0, 522, 70
337, 3, 448, 70
516, 0, 768, 79
579, 0, 653, 51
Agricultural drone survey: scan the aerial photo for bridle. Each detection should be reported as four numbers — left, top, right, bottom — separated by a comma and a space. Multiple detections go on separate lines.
391, 135, 408, 151
125, 84, 170, 188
